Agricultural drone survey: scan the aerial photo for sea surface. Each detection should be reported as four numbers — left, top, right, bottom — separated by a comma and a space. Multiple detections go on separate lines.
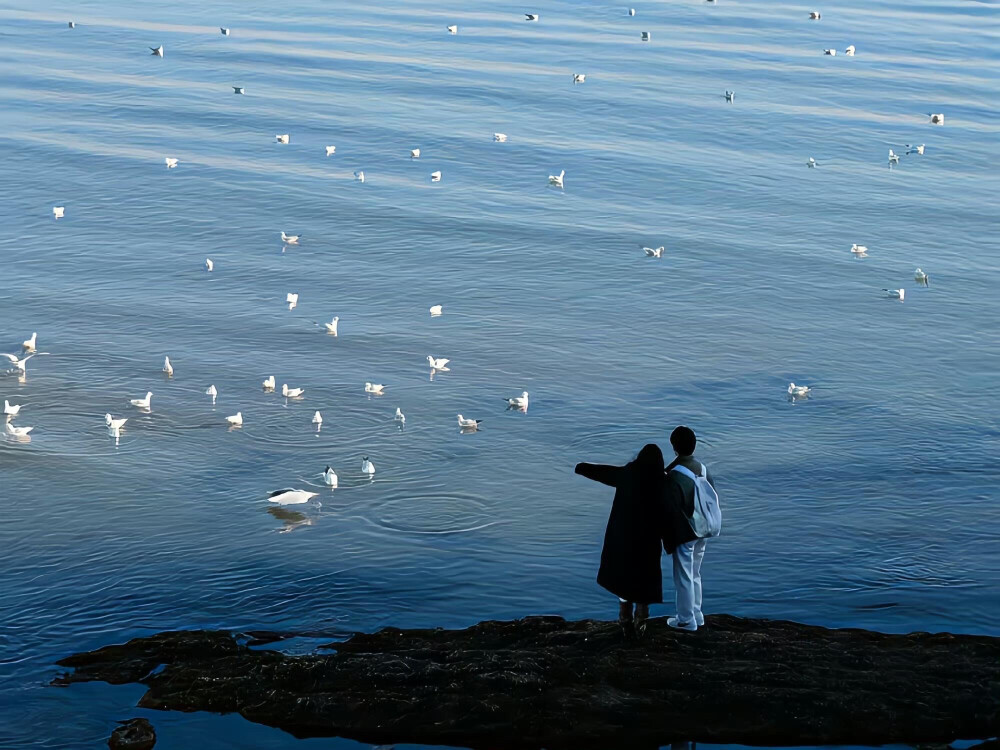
1, 0, 998, 747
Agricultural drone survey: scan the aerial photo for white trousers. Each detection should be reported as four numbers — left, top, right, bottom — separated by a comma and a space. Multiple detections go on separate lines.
672, 538, 707, 626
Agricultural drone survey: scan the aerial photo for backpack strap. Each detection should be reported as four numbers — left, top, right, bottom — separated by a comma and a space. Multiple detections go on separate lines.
700, 463, 708, 478
671, 465, 697, 480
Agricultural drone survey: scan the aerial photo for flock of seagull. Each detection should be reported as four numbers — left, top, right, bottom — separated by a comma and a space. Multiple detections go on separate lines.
10, 6, 948, 504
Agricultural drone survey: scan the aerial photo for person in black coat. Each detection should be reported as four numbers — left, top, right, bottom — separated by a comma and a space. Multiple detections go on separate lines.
575, 443, 667, 633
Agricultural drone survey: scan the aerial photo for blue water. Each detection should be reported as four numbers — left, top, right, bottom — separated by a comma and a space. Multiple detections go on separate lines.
1, 0, 999, 747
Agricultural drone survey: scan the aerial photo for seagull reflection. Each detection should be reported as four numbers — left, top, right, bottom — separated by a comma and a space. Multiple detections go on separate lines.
267, 506, 316, 534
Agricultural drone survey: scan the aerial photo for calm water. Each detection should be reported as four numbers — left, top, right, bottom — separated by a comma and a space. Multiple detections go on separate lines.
1, 0, 999, 747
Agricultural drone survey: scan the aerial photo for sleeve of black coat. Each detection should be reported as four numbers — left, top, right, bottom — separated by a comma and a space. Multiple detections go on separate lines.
574, 463, 623, 488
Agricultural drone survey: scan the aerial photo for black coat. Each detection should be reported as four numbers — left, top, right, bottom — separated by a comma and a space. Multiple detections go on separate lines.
575, 444, 667, 604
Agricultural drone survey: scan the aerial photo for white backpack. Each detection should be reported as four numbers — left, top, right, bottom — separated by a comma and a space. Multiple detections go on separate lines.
672, 463, 722, 538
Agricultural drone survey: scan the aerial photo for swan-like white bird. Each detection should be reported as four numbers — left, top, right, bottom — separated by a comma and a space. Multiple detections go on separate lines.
914, 268, 928, 282
494, 133, 508, 142
548, 169, 565, 187
323, 466, 338, 487
276, 134, 289, 144
525, 13, 538, 21
429, 305, 443, 316
929, 113, 944, 124
226, 411, 243, 426
888, 149, 900, 164
824, 48, 836, 56
286, 292, 299, 308
447, 24, 457, 34
788, 383, 811, 397
164, 157, 178, 169
641, 31, 651, 41
23, 333, 37, 352
233, 86, 244, 94
361, 457, 375, 475
395, 407, 405, 424
1, 353, 37, 372
282, 384, 304, 398
809, 11, 821, 19
325, 145, 336, 156
52, 206, 64, 219
205, 258, 214, 271
206, 385, 218, 403
505, 391, 529, 409
431, 170, 441, 182
4, 400, 21, 416
5, 422, 32, 436
724, 90, 735, 103
268, 488, 317, 505
324, 316, 339, 334
281, 231, 299, 244
427, 356, 450, 370
163, 356, 173, 376
883, 288, 905, 300
263, 376, 275, 391
130, 392, 153, 409
643, 246, 664, 258
365, 382, 385, 395
150, 45, 163, 57
629, 8, 636, 16
105, 413, 128, 430
457, 414, 482, 430
807, 157, 817, 168
850, 243, 869, 255
220, 27, 230, 35
845, 44, 856, 56
355, 170, 365, 182
410, 148, 421, 158
312, 410, 322, 424
907, 144, 925, 155
573, 73, 586, 84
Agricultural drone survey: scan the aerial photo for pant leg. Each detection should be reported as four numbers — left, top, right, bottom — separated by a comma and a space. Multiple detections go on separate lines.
672, 541, 696, 624
691, 539, 707, 625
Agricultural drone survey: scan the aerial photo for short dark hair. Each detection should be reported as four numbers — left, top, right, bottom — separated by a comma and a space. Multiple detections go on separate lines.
670, 425, 696, 456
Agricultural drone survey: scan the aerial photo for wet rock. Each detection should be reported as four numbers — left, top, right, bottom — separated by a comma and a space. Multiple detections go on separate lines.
55, 615, 1000, 749
108, 718, 155, 750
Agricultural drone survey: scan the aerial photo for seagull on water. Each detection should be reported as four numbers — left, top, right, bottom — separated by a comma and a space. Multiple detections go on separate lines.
323, 466, 338, 487
105, 413, 128, 430
505, 391, 529, 409
281, 231, 299, 244
282, 383, 304, 398
325, 145, 336, 156
457, 414, 482, 430
845, 44, 856, 56
324, 316, 339, 334
914, 268, 929, 283
163, 356, 173, 376
355, 170, 365, 182
906, 144, 925, 155
205, 258, 214, 271
206, 385, 218, 404
573, 73, 586, 84
447, 25, 457, 34
263, 375, 275, 391
226, 411, 243, 426
23, 333, 37, 352
888, 149, 900, 165
361, 457, 375, 475
525, 13, 538, 21
494, 133, 508, 142
809, 11, 821, 19
788, 383, 811, 397
150, 45, 163, 57
268, 488, 317, 505
883, 288, 905, 300
807, 157, 818, 168
548, 169, 565, 188
286, 292, 298, 309
411, 148, 421, 158
5, 422, 32, 437
220, 27, 230, 36
4, 400, 22, 416
641, 31, 651, 41
643, 246, 664, 258
165, 157, 178, 168
130, 392, 153, 409
928, 113, 944, 124
233, 86, 245, 94
629, 8, 636, 16
431, 170, 441, 182
395, 407, 405, 424
427, 356, 450, 370
1, 353, 38, 373
850, 243, 869, 255
365, 382, 385, 395
276, 134, 290, 144
52, 206, 64, 219
724, 90, 735, 103
312, 410, 322, 425
429, 305, 443, 316
68, 21, 76, 28
824, 48, 836, 56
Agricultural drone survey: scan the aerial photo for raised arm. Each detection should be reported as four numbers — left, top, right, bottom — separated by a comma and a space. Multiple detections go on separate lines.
575, 463, 624, 488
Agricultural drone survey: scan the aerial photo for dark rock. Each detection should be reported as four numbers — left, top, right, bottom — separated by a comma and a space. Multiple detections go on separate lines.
108, 718, 155, 750
54, 615, 1000, 749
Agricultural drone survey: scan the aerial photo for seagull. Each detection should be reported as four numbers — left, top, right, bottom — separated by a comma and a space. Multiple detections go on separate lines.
429, 305, 443, 316
494, 133, 508, 142
282, 384, 304, 398
883, 288, 905, 300
1, 354, 37, 372
548, 169, 565, 188
642, 246, 664, 258
324, 316, 339, 334
573, 73, 586, 84
312, 410, 322, 425
105, 413, 128, 430
447, 24, 457, 34
286, 292, 298, 309
267, 488, 318, 505
323, 466, 338, 487
355, 170, 365, 182
824, 48, 836, 56
276, 134, 290, 144
263, 376, 275, 391
226, 411, 243, 426
457, 414, 482, 430
629, 8, 636, 16
641, 31, 651, 41
365, 382, 385, 395
906, 144, 925, 155
787, 383, 811, 397
281, 231, 300, 244
150, 45, 163, 57
204, 258, 214, 272
5, 422, 32, 437
4, 400, 21, 416
130, 392, 153, 409
163, 356, 173, 376
845, 44, 856, 56
220, 27, 230, 35
724, 90, 735, 103
914, 268, 929, 282
928, 113, 944, 124
52, 206, 64, 219
233, 86, 245, 94
888, 149, 900, 164
431, 170, 442, 182
22, 333, 37, 352
427, 356, 450, 370
525, 13, 539, 21
164, 157, 178, 168
361, 457, 375, 475
206, 385, 218, 403
807, 157, 818, 168
411, 148, 421, 158
505, 391, 529, 409
68, 21, 76, 28
850, 243, 869, 255
809, 11, 821, 19
395, 407, 405, 424
325, 145, 336, 156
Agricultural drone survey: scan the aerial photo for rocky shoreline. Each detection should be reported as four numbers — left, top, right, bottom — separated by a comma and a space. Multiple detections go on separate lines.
54, 614, 1000, 748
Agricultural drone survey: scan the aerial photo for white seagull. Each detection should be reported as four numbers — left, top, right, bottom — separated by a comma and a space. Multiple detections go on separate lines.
809, 11, 821, 19
226, 411, 243, 426
525, 13, 538, 21
548, 169, 565, 188
907, 144, 926, 155
233, 86, 245, 94
164, 157, 178, 169
429, 305, 443, 316
68, 21, 76, 28
150, 45, 163, 57
281, 231, 300, 244
505, 391, 529, 409
355, 170, 366, 182
641, 31, 651, 41
365, 382, 385, 395
220, 27, 230, 35
324, 316, 339, 334
629, 8, 636, 16
643, 246, 664, 258
323, 466, 338, 487
206, 385, 218, 403
788, 383, 811, 397
431, 170, 441, 182
914, 268, 929, 282
888, 149, 900, 164
52, 206, 65, 219
205, 258, 214, 271
325, 145, 336, 156
573, 73, 586, 84
163, 356, 173, 376
824, 48, 837, 56
725, 90, 735, 103
105, 413, 128, 430
845, 44, 856, 56
427, 356, 450, 370
282, 383, 304, 398
1, 354, 37, 373
447, 24, 457, 34
286, 292, 298, 309
5, 422, 32, 437
23, 333, 37, 352
883, 288, 905, 300
268, 488, 318, 505
361, 457, 375, 475
395, 407, 405, 424
130, 392, 153, 409
4, 400, 22, 416
457, 414, 482, 430
850, 243, 869, 255
410, 148, 421, 158
312, 410, 322, 425
276, 134, 289, 144
494, 133, 508, 142
263, 376, 276, 391
807, 157, 818, 168
929, 113, 944, 124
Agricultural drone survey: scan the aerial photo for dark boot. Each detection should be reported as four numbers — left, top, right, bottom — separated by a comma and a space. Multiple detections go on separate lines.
634, 603, 649, 637
618, 601, 635, 640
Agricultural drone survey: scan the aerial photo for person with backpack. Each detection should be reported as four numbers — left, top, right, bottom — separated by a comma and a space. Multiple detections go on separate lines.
663, 426, 721, 632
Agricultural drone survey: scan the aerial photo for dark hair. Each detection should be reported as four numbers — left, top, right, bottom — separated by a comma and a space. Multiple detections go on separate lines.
634, 443, 664, 470
670, 426, 696, 456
